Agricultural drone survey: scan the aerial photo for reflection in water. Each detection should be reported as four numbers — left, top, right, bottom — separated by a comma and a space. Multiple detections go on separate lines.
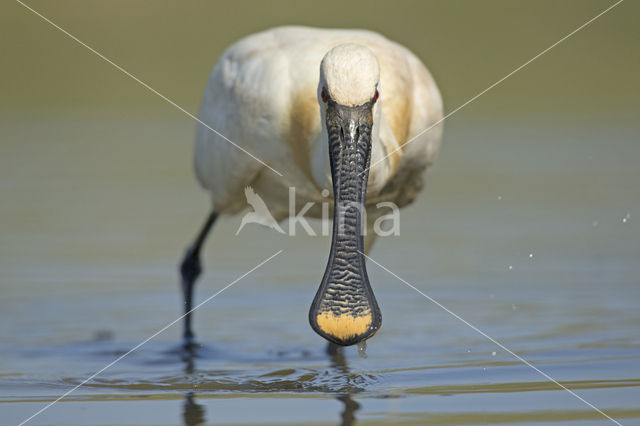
182, 347, 206, 426
179, 391, 361, 426
177, 345, 362, 426
330, 349, 361, 426
182, 392, 206, 426
337, 394, 360, 426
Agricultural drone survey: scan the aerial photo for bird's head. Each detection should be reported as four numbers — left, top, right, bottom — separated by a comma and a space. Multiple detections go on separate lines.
317, 44, 380, 146
319, 44, 380, 107
309, 44, 382, 347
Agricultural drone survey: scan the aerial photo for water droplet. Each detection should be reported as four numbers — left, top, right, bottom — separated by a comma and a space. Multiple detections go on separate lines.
592, 220, 599, 227
497, 196, 502, 201
508, 265, 513, 270
491, 351, 496, 356
357, 341, 368, 358
622, 212, 630, 223
528, 253, 533, 259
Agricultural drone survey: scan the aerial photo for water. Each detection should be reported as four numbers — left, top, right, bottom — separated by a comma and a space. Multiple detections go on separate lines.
1, 113, 639, 425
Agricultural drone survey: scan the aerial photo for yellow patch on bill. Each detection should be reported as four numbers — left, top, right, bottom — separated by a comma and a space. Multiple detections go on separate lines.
316, 311, 372, 342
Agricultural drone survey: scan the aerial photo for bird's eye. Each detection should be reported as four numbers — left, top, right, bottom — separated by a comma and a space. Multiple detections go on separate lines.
373, 89, 379, 103
321, 87, 328, 103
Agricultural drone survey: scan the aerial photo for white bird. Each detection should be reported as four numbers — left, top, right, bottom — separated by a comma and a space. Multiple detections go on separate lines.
179, 26, 443, 350
235, 186, 285, 235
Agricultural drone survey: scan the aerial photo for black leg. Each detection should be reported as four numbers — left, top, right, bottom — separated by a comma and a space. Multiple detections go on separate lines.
180, 211, 218, 347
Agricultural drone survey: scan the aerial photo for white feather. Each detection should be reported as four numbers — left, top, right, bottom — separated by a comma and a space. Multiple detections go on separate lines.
195, 26, 443, 220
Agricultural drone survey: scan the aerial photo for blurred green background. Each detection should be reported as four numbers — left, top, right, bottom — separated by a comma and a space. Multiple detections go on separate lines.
1, 0, 638, 116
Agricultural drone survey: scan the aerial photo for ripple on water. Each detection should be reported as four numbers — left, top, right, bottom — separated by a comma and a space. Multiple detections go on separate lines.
19, 338, 381, 396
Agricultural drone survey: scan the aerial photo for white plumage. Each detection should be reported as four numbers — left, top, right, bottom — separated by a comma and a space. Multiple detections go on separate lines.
194, 26, 443, 226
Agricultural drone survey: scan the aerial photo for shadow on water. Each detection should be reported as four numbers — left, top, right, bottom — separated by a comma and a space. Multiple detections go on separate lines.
178, 344, 362, 426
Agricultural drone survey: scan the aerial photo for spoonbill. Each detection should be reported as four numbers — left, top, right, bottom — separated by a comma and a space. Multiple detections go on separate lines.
180, 26, 443, 350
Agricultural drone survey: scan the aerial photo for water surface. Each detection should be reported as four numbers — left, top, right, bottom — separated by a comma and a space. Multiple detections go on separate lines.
1, 114, 639, 425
